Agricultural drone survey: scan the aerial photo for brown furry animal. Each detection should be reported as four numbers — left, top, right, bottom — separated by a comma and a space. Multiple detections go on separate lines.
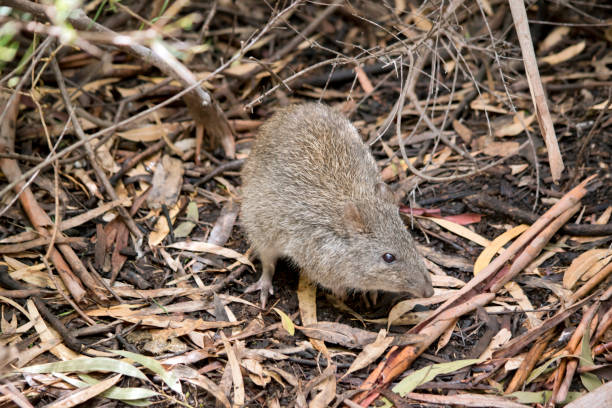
241, 103, 433, 306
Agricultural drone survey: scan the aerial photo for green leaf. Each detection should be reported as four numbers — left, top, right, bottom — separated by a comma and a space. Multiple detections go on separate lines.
579, 327, 602, 391
80, 374, 159, 400
508, 390, 583, 405
121, 399, 156, 407
526, 354, 568, 384
508, 391, 551, 404
21, 358, 147, 381
392, 359, 483, 396
54, 373, 159, 401
174, 201, 198, 238
113, 350, 182, 395
273, 308, 295, 336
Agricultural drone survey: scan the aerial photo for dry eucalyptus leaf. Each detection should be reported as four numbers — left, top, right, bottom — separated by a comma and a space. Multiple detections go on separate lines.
344, 329, 394, 376
146, 155, 184, 210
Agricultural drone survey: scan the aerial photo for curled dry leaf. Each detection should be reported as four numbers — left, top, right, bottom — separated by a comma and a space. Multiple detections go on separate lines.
479, 328, 512, 360
242, 358, 270, 387
436, 319, 457, 353
583, 254, 612, 281
387, 294, 449, 328
563, 249, 612, 289
474, 225, 529, 275
344, 329, 394, 377
540, 41, 585, 66
308, 365, 336, 408
482, 140, 521, 157
207, 199, 239, 246
505, 282, 541, 330
494, 111, 536, 137
452, 119, 472, 143
0, 345, 19, 373
168, 241, 254, 269
538, 26, 570, 53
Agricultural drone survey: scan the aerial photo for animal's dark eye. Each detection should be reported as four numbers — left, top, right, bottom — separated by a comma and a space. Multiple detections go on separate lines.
382, 253, 396, 263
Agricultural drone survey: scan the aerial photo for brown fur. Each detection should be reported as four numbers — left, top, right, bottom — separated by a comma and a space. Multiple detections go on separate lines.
242, 103, 433, 302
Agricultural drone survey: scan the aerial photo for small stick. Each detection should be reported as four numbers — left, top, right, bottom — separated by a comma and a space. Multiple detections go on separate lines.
508, 0, 564, 181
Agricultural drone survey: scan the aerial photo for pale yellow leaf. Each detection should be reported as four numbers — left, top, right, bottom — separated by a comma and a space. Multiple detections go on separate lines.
297, 276, 328, 355
510, 164, 529, 175
540, 41, 585, 66
273, 308, 295, 336
539, 26, 570, 53
474, 225, 530, 275
591, 99, 612, 110
424, 217, 491, 247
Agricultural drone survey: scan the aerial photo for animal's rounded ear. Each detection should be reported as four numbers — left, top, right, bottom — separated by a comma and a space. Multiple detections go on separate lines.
376, 182, 396, 204
343, 202, 367, 233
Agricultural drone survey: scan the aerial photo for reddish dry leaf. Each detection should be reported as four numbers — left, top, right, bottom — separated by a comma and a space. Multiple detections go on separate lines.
440, 213, 482, 225
399, 207, 441, 217
399, 207, 481, 225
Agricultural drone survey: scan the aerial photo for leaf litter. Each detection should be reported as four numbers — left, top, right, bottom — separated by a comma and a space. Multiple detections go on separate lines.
0, 1, 611, 407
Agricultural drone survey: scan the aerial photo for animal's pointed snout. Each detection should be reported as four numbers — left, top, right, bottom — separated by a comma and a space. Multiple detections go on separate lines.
421, 283, 434, 298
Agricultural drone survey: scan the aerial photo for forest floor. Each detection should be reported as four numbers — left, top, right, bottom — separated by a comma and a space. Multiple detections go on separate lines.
0, 1, 611, 407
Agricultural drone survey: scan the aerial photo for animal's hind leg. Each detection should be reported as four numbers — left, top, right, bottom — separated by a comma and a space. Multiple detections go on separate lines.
245, 248, 277, 308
